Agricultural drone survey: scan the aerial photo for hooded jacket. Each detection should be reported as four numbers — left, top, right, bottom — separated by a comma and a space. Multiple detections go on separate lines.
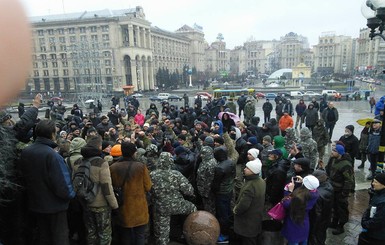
312, 119, 329, 148
273, 135, 288, 159
361, 188, 385, 241
299, 127, 319, 170
302, 104, 319, 127
196, 146, 218, 198
339, 127, 359, 159
150, 152, 195, 215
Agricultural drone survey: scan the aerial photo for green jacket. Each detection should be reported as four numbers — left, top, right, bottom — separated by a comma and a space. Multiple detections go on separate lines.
233, 175, 266, 237
329, 155, 354, 193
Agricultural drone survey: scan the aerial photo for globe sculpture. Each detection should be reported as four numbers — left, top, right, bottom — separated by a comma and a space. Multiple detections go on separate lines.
183, 211, 220, 245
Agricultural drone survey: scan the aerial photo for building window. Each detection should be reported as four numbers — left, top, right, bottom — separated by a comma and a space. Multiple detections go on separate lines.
58, 28, 64, 35
92, 43, 99, 49
41, 54, 47, 60
52, 62, 58, 67
60, 53, 67, 59
34, 70, 39, 77
102, 34, 109, 41
101, 25, 109, 32
84, 69, 90, 75
90, 26, 97, 32
50, 46, 56, 52
91, 35, 98, 41
49, 37, 56, 43
39, 38, 45, 45
68, 27, 75, 34
79, 27, 86, 33
33, 62, 38, 68
74, 69, 79, 75
63, 69, 69, 76
53, 70, 59, 76
60, 45, 67, 51
59, 37, 66, 43
70, 36, 76, 43
103, 51, 111, 57
105, 60, 111, 66
106, 68, 111, 74
103, 42, 110, 48
50, 54, 57, 60
62, 61, 68, 67
37, 30, 44, 36
43, 70, 49, 76
42, 62, 48, 68
48, 29, 54, 35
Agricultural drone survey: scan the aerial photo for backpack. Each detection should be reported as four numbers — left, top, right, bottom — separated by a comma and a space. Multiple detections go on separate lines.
72, 156, 100, 203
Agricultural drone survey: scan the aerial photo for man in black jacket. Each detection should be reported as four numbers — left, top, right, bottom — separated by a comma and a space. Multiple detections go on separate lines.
20, 120, 75, 245
262, 99, 273, 123
212, 147, 235, 243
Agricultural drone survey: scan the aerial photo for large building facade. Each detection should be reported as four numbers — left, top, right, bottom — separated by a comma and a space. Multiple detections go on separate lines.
28, 7, 205, 95
313, 32, 354, 76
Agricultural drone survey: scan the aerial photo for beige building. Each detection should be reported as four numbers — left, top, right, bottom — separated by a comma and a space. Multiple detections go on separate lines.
230, 46, 247, 76
279, 32, 310, 69
205, 39, 230, 75
355, 28, 385, 73
28, 7, 205, 95
313, 32, 354, 75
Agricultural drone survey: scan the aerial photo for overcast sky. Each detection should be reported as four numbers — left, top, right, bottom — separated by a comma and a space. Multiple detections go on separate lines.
20, 0, 367, 49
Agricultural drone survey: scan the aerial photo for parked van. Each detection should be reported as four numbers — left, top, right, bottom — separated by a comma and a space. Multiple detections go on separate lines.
321, 90, 338, 97
290, 91, 304, 99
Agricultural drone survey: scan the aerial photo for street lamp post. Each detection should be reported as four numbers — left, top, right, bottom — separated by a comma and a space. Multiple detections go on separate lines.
362, 0, 385, 172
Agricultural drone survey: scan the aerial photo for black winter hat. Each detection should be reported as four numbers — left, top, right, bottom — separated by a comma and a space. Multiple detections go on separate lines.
374, 173, 385, 186
345, 125, 354, 134
293, 158, 310, 172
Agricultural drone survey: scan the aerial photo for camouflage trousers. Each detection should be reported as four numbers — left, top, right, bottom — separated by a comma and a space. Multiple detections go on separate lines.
153, 201, 197, 245
84, 206, 112, 245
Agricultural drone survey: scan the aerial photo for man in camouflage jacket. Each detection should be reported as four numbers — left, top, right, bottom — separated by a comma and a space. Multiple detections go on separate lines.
150, 152, 197, 245
196, 146, 218, 215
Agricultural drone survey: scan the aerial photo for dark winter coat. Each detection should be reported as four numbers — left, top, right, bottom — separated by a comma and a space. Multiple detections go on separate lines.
265, 161, 287, 205
367, 128, 381, 154
312, 119, 329, 148
302, 106, 319, 127
322, 107, 339, 125
361, 188, 385, 241
262, 101, 273, 113
212, 147, 235, 195
233, 174, 266, 237
20, 137, 75, 213
309, 180, 334, 245
339, 134, 359, 159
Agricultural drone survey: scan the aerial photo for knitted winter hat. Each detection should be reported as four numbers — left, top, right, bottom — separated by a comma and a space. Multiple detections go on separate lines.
334, 144, 345, 155
110, 144, 122, 157
247, 148, 260, 159
303, 175, 320, 191
246, 160, 262, 175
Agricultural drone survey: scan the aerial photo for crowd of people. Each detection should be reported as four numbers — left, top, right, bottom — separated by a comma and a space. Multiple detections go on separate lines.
0, 92, 385, 245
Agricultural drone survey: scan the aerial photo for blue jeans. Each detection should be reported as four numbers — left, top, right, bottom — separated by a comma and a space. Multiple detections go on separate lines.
288, 240, 308, 245
215, 192, 233, 236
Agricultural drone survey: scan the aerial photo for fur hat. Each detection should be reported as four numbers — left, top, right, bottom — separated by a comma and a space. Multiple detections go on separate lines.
303, 175, 320, 191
